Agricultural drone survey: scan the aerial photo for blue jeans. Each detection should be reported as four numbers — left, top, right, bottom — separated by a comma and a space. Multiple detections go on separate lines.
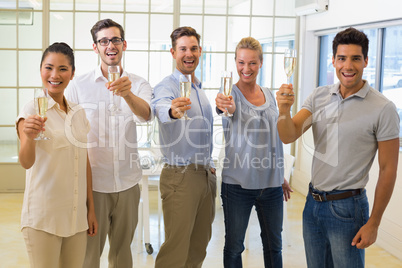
303, 185, 369, 268
221, 182, 283, 268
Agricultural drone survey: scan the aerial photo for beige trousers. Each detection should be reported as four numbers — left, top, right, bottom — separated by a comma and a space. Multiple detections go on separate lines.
22, 227, 87, 268
155, 164, 217, 268
83, 184, 140, 268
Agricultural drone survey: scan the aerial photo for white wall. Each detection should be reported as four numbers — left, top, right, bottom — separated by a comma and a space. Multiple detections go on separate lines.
292, 0, 402, 261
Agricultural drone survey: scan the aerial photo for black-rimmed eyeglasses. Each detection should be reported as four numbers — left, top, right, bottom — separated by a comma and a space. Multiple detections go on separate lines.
97, 37, 124, 46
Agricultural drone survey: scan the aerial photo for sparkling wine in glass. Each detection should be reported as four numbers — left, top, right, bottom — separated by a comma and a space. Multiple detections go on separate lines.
108, 65, 121, 112
179, 74, 191, 120
283, 48, 297, 96
219, 71, 233, 117
34, 88, 50, 140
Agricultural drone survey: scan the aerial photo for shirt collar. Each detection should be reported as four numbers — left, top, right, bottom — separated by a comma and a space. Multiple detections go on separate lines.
330, 80, 370, 99
47, 96, 73, 112
173, 69, 202, 89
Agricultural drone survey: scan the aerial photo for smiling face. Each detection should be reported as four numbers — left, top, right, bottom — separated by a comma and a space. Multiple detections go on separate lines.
40, 52, 74, 98
235, 48, 263, 85
333, 44, 368, 95
93, 26, 127, 73
171, 35, 201, 76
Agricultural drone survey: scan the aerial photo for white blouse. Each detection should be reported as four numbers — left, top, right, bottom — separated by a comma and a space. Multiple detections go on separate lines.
17, 97, 90, 237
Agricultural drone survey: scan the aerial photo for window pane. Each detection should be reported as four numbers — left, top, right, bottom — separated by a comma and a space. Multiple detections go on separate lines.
126, 14, 149, 51
50, 12, 73, 46
151, 0, 173, 13
382, 27, 402, 90
50, 0, 73, 10
126, 0, 149, 12
75, 13, 99, 49
150, 14, 172, 51
149, 52, 172, 87
251, 17, 273, 41
202, 53, 225, 88
19, 51, 42, 87
229, 0, 250, 15
275, 0, 296, 16
381, 25, 402, 140
101, 0, 124, 12
180, 15, 203, 35
100, 13, 124, 25
2, 0, 16, 8
361, 29, 377, 87
0, 89, 17, 125
76, 0, 99, 11
0, 127, 18, 163
19, 11, 42, 49
19, 0, 43, 10
252, 0, 274, 16
205, 0, 226, 14
0, 50, 17, 87
124, 51, 149, 83
274, 18, 295, 52
181, 0, 202, 13
228, 16, 250, 52
261, 54, 273, 88
0, 11, 16, 48
203, 16, 226, 52
74, 51, 99, 77
19, 88, 34, 114
273, 53, 287, 88
318, 34, 336, 86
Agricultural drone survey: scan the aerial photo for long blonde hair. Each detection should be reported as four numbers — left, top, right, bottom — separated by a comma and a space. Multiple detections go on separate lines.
235, 37, 263, 62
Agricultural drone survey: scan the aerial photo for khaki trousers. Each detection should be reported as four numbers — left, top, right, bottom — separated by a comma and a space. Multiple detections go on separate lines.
155, 164, 217, 268
83, 184, 140, 268
22, 227, 87, 268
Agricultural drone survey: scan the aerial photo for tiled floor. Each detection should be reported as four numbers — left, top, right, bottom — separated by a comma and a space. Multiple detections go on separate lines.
1, 189, 401, 268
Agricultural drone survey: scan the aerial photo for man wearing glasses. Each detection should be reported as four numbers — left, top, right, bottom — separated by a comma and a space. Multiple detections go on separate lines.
65, 19, 152, 267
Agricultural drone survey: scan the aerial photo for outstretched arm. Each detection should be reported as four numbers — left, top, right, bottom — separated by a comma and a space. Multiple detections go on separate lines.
107, 77, 151, 121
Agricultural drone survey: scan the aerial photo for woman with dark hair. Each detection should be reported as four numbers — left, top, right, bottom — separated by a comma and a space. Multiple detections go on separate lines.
16, 42, 97, 268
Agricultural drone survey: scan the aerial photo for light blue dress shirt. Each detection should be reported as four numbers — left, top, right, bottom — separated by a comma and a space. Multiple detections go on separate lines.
151, 69, 214, 167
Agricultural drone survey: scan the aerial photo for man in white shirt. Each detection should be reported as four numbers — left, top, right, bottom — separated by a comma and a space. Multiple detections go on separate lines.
65, 18, 152, 268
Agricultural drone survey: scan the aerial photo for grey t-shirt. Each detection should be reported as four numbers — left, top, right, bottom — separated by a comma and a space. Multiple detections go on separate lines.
302, 81, 399, 191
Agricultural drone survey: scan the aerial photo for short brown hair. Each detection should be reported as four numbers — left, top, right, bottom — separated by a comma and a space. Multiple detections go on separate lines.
235, 37, 263, 62
90, 19, 125, 43
170, 26, 201, 50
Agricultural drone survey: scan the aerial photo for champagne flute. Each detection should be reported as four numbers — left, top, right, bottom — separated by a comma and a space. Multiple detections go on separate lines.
219, 71, 233, 117
108, 65, 121, 113
34, 88, 50, 140
179, 74, 191, 120
283, 48, 297, 96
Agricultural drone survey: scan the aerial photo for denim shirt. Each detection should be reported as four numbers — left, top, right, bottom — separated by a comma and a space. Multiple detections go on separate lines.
151, 69, 214, 167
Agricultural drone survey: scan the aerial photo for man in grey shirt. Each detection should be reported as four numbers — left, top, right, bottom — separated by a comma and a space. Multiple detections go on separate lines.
276, 27, 399, 268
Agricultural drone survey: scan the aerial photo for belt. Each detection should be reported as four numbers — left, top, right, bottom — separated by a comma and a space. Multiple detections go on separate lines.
309, 188, 362, 202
